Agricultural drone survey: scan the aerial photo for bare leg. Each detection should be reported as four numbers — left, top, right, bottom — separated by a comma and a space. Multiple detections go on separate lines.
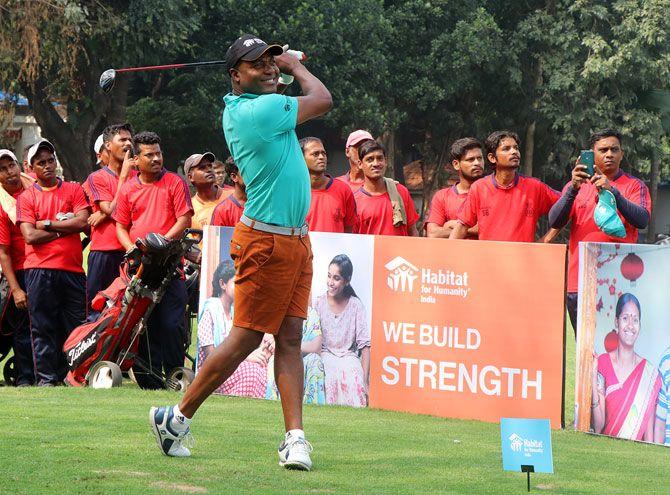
274, 316, 305, 431
179, 326, 264, 417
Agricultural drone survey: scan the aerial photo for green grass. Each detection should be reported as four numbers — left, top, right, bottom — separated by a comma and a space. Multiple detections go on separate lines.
0, 321, 668, 495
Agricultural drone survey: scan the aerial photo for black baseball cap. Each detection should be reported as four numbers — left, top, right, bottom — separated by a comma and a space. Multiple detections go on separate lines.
225, 34, 283, 72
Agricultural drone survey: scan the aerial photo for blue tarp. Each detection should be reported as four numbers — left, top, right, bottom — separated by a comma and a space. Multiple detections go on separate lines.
0, 91, 29, 106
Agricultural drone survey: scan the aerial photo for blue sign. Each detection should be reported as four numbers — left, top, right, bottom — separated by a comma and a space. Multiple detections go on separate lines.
500, 418, 554, 474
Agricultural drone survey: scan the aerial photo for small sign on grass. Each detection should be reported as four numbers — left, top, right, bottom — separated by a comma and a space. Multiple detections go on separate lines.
501, 418, 553, 491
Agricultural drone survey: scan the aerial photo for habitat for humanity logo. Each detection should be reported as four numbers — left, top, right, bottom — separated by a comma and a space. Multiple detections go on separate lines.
508, 433, 523, 452
385, 256, 419, 292
508, 433, 544, 456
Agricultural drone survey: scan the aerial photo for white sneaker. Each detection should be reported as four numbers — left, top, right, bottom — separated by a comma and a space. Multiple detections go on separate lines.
278, 432, 313, 471
149, 406, 194, 457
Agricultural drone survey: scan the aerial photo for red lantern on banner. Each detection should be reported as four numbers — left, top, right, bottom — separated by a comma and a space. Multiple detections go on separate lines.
620, 252, 643, 284
604, 330, 619, 352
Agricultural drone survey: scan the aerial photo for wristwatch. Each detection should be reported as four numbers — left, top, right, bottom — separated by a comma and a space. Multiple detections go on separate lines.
43, 220, 52, 231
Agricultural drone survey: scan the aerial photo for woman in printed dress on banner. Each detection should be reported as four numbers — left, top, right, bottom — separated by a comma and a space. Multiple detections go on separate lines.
266, 305, 326, 405
315, 254, 370, 407
197, 259, 269, 398
591, 293, 662, 441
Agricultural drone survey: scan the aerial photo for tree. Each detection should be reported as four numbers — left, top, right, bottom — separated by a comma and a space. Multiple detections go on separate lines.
124, 0, 394, 169
0, 0, 202, 180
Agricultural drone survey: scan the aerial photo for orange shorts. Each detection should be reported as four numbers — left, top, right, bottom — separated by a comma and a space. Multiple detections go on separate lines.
229, 223, 312, 334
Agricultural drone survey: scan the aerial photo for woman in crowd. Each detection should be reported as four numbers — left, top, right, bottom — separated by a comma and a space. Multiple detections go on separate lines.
315, 254, 370, 407
197, 259, 269, 398
591, 293, 662, 441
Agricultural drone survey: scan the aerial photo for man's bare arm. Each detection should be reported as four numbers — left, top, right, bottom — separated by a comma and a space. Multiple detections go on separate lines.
449, 222, 468, 240
275, 54, 332, 124
20, 222, 58, 245
165, 214, 192, 241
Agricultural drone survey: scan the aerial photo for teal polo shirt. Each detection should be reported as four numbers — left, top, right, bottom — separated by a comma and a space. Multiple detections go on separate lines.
222, 92, 310, 228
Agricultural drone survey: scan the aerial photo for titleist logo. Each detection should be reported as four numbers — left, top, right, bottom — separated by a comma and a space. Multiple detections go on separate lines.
67, 335, 98, 366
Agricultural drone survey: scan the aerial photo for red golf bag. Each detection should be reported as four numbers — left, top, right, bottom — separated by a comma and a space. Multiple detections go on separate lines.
63, 229, 201, 389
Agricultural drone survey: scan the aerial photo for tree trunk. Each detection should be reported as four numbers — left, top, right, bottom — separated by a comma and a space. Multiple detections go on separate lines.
523, 120, 536, 176
380, 130, 404, 184
648, 147, 661, 242
21, 65, 128, 182
523, 59, 543, 177
419, 129, 448, 219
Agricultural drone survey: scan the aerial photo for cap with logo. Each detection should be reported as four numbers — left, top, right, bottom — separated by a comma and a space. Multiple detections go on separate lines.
0, 149, 18, 162
184, 152, 216, 176
94, 134, 104, 164
225, 34, 283, 72
26, 139, 56, 165
345, 130, 374, 149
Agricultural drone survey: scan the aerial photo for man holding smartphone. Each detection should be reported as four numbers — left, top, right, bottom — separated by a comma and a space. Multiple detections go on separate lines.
548, 128, 651, 332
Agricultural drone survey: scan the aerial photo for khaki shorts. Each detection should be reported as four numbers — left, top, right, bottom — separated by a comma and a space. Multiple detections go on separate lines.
229, 223, 312, 334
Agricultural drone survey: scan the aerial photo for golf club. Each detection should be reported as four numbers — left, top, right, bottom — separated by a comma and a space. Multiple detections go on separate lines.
99, 49, 306, 94
99, 60, 225, 94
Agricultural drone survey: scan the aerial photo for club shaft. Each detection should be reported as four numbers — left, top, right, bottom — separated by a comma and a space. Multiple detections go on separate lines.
114, 60, 226, 74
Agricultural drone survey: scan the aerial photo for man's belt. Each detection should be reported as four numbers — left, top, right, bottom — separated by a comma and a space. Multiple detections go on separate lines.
240, 214, 309, 238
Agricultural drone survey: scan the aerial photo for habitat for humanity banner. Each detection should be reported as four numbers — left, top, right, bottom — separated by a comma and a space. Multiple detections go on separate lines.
575, 242, 670, 446
198, 227, 566, 427
368, 237, 566, 428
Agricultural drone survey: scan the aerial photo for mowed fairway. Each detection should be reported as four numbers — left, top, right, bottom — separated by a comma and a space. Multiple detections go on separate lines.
1, 329, 668, 494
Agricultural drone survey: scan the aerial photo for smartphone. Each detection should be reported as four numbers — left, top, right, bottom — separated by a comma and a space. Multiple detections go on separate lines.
580, 150, 594, 175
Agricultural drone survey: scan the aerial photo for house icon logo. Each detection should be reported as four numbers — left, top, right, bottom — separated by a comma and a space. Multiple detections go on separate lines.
385, 256, 419, 293
509, 433, 523, 452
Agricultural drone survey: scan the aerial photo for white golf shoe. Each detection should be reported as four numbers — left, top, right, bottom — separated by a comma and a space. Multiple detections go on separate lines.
149, 406, 193, 457
278, 432, 313, 471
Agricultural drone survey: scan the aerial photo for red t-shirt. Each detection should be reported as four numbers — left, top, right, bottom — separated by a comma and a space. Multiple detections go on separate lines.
354, 183, 419, 236
210, 195, 244, 227
337, 172, 364, 192
0, 190, 27, 271
16, 180, 90, 273
83, 166, 128, 252
113, 170, 193, 242
427, 184, 470, 222
564, 171, 651, 292
458, 173, 560, 242
306, 176, 358, 233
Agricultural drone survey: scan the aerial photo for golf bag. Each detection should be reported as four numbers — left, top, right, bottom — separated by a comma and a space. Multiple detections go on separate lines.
63, 229, 202, 389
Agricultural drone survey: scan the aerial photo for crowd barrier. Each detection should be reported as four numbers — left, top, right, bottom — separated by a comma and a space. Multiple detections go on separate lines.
575, 242, 670, 446
199, 227, 567, 428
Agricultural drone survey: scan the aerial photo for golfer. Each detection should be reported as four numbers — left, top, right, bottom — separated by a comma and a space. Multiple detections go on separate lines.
150, 34, 332, 471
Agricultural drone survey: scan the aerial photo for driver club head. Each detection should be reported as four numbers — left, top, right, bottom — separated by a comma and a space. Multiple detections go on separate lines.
99, 69, 116, 94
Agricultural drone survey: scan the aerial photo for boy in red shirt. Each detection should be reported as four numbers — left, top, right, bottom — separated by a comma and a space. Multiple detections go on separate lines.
451, 130, 559, 242
17, 140, 90, 386
113, 131, 193, 389
337, 130, 374, 191
548, 128, 651, 331
354, 141, 419, 236
300, 137, 357, 233
0, 150, 34, 385
425, 137, 484, 239
83, 123, 135, 310
210, 157, 246, 227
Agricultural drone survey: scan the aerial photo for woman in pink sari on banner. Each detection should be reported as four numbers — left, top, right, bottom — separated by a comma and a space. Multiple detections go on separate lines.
591, 293, 662, 441
315, 254, 370, 407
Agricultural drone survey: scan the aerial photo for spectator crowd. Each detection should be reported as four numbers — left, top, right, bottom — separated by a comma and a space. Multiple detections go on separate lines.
0, 124, 652, 388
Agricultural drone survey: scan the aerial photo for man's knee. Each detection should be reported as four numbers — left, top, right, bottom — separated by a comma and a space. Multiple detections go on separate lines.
232, 326, 265, 351
275, 317, 303, 349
